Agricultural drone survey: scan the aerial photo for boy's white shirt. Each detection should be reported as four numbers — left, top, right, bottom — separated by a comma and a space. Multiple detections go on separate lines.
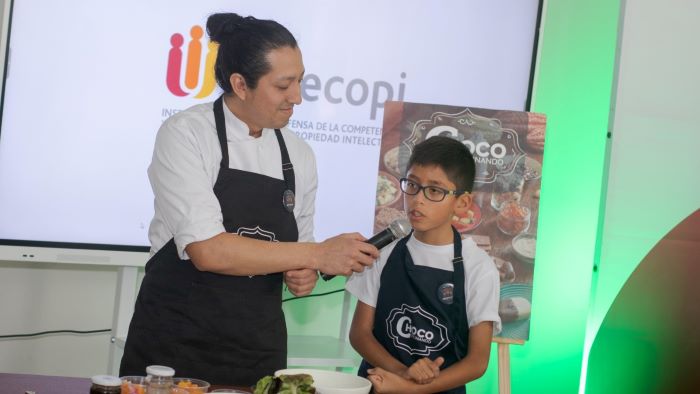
346, 233, 502, 335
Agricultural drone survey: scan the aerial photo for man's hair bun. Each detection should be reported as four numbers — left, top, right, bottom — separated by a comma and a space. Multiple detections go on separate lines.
207, 13, 255, 43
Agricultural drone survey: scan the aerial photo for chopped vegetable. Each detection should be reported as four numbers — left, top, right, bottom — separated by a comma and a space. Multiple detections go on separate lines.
120, 380, 145, 394
175, 379, 205, 394
253, 374, 316, 394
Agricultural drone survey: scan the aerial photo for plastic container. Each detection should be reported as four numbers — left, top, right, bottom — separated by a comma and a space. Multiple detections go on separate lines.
145, 365, 175, 394
90, 375, 122, 394
120, 376, 146, 394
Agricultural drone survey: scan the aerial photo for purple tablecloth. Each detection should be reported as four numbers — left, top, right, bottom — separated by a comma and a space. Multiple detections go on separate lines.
0, 372, 91, 394
0, 373, 252, 393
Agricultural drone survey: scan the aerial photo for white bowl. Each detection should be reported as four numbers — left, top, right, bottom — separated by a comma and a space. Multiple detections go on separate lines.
511, 233, 536, 262
274, 368, 371, 394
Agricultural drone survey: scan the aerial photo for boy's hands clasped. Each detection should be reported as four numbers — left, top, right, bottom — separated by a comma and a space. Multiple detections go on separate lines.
368, 357, 445, 394
402, 356, 445, 384
316, 233, 379, 276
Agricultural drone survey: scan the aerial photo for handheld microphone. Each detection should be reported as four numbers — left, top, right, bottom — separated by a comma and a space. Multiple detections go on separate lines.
320, 218, 412, 281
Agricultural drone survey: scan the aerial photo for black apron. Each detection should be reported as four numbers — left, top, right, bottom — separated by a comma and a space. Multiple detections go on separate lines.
120, 95, 298, 386
358, 228, 469, 394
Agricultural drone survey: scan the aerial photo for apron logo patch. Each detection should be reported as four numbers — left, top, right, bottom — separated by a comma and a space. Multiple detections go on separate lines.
282, 189, 295, 212
437, 283, 454, 304
237, 226, 279, 242
386, 304, 450, 356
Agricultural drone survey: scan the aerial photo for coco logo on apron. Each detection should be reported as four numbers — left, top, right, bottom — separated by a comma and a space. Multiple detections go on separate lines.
386, 304, 450, 356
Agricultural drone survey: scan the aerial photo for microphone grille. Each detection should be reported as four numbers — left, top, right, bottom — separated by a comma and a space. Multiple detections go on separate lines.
389, 218, 412, 238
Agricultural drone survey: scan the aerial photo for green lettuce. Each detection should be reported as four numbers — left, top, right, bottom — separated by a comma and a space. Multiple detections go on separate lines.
253, 374, 316, 394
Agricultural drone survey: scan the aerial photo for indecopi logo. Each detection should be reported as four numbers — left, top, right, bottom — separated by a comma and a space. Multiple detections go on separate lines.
165, 25, 408, 120
166, 25, 219, 98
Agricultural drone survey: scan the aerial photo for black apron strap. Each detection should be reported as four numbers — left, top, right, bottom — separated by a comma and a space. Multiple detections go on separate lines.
274, 129, 295, 195
274, 129, 295, 213
451, 227, 468, 359
213, 95, 229, 169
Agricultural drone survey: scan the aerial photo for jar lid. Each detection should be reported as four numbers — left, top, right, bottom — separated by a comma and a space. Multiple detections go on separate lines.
91, 375, 122, 386
146, 365, 175, 377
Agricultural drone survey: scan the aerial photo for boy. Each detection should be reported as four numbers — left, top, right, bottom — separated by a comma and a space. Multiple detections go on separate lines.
346, 136, 502, 394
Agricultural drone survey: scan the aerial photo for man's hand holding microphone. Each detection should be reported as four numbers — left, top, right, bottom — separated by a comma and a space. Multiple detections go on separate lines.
285, 232, 378, 296
319, 218, 411, 281
285, 218, 411, 295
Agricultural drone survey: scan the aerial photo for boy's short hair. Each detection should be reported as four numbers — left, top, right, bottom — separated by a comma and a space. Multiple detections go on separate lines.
406, 136, 476, 192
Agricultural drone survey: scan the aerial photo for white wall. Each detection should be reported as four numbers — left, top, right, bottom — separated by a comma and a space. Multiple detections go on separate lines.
589, 0, 700, 341
0, 0, 113, 377
0, 261, 120, 376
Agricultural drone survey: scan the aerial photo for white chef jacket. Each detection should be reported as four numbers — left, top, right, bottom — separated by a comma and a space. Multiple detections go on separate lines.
346, 234, 502, 335
147, 101, 318, 259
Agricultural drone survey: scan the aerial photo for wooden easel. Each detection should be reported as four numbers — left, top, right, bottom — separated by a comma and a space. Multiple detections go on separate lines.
493, 337, 525, 394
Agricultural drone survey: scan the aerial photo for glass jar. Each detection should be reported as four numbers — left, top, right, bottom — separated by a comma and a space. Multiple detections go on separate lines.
490, 162, 526, 211
89, 375, 121, 394
496, 201, 531, 236
145, 365, 175, 394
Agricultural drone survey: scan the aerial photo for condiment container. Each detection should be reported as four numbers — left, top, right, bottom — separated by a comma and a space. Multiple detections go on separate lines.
90, 375, 121, 394
145, 365, 175, 394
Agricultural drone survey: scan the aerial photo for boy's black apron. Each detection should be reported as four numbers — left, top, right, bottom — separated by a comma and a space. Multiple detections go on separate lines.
120, 95, 297, 386
358, 228, 469, 394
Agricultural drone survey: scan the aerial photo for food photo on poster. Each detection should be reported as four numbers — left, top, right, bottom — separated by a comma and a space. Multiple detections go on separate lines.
374, 101, 547, 341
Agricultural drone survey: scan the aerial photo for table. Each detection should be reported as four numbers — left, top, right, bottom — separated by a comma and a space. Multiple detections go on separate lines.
0, 373, 252, 394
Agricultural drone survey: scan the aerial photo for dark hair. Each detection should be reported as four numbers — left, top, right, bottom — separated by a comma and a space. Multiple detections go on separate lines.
206, 13, 298, 91
406, 136, 476, 192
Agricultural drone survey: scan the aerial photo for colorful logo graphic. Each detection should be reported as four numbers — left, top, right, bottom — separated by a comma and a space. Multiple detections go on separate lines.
166, 25, 218, 98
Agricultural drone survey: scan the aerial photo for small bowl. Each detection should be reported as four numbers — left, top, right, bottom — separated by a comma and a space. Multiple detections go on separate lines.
452, 202, 482, 233
376, 171, 401, 207
496, 202, 530, 235
383, 146, 402, 178
493, 256, 516, 283
275, 368, 371, 394
172, 378, 210, 393
512, 233, 537, 262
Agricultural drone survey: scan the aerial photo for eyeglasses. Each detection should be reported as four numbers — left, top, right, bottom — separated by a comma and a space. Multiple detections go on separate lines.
399, 178, 466, 202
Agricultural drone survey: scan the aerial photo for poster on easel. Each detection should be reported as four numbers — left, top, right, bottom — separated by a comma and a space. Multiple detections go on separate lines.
374, 101, 546, 341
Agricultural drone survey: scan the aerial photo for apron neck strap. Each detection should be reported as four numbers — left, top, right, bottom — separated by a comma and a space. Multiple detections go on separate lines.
274, 130, 295, 195
212, 95, 295, 196
451, 226, 463, 266
213, 95, 229, 169
451, 226, 467, 358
